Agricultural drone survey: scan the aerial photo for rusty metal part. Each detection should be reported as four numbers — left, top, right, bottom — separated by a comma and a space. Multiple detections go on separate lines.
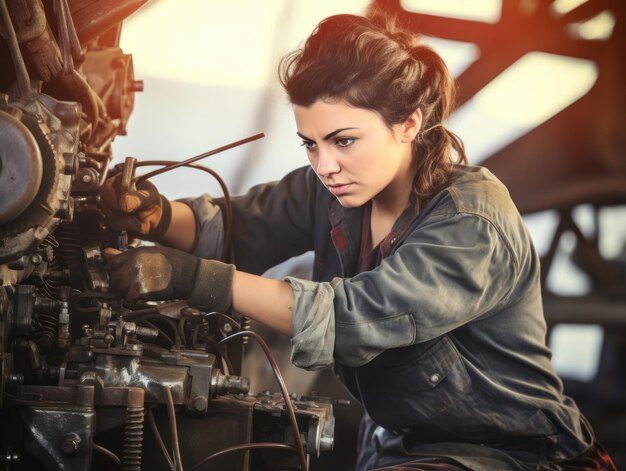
0, 109, 42, 224
0, 92, 80, 263
81, 49, 142, 135
120, 156, 137, 194
81, 245, 109, 292
253, 392, 336, 456
0, 0, 32, 94
2, 0, 63, 83
15, 384, 95, 470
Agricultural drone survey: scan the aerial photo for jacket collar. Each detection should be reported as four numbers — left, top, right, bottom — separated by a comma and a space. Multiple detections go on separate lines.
327, 198, 421, 276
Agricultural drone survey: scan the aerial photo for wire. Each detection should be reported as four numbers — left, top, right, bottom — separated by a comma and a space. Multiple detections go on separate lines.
139, 319, 175, 347
196, 332, 236, 375
93, 443, 122, 467
147, 406, 176, 471
202, 311, 241, 330
135, 133, 264, 184
164, 386, 184, 471
135, 314, 181, 346
197, 311, 240, 374
218, 331, 308, 471
132, 161, 234, 262
188, 442, 297, 471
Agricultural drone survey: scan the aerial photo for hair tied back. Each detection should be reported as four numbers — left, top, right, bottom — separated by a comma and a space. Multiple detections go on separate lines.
417, 123, 443, 144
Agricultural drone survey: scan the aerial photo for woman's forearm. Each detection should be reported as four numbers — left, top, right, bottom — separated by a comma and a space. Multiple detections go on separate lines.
232, 270, 294, 336
160, 201, 197, 252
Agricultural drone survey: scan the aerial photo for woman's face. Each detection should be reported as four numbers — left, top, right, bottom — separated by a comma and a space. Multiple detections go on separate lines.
294, 99, 419, 208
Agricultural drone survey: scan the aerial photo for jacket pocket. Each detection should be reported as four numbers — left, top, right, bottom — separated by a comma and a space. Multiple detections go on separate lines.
356, 335, 471, 430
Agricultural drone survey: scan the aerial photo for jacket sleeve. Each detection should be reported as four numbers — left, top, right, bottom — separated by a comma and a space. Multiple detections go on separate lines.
213, 166, 319, 275
289, 210, 520, 370
178, 194, 225, 260
183, 166, 320, 274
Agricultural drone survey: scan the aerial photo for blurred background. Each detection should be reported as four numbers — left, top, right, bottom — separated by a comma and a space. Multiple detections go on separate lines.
111, 0, 625, 467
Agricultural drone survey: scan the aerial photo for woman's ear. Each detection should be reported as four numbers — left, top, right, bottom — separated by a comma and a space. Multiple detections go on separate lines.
400, 108, 422, 143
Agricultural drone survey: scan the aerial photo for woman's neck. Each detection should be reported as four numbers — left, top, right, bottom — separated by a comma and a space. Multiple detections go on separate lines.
370, 167, 415, 248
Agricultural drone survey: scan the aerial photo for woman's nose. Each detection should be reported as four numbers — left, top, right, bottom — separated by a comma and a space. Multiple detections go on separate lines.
315, 148, 340, 176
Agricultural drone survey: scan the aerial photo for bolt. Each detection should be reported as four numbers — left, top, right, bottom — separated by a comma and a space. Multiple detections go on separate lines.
192, 396, 208, 412
30, 254, 42, 265
223, 323, 233, 333
61, 434, 81, 455
130, 80, 144, 92
81, 174, 92, 183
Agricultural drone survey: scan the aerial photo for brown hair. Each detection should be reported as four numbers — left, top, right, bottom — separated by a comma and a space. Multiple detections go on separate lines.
279, 10, 467, 209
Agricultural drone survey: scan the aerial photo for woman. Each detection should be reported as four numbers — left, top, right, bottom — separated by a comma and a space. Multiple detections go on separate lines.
103, 10, 616, 471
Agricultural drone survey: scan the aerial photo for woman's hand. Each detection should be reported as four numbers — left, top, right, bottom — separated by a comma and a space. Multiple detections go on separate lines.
104, 246, 234, 312
100, 174, 172, 239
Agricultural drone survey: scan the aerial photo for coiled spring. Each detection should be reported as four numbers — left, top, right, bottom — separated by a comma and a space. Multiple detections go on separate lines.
122, 405, 144, 470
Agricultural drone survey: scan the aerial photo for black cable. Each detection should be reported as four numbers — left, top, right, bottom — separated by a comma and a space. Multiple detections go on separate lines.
132, 161, 234, 263
135, 134, 264, 183
218, 331, 307, 471
188, 442, 296, 471
147, 406, 176, 471
196, 332, 236, 376
138, 319, 175, 347
135, 314, 181, 346
93, 443, 122, 467
201, 311, 245, 374
163, 386, 184, 471
187, 311, 240, 374
202, 311, 241, 330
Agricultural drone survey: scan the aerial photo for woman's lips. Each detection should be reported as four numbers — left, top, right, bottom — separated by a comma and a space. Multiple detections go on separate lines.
328, 183, 352, 196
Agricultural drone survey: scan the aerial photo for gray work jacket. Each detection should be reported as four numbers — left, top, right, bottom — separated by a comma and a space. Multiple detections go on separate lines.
184, 164, 594, 470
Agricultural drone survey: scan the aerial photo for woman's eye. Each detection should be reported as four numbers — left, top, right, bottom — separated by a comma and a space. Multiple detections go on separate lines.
335, 137, 356, 148
300, 140, 316, 151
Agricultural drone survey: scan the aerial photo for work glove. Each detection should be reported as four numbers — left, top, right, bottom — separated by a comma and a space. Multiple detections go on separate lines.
100, 173, 172, 240
105, 246, 235, 313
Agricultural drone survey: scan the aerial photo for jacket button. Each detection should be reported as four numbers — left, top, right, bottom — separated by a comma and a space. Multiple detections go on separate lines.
429, 373, 441, 384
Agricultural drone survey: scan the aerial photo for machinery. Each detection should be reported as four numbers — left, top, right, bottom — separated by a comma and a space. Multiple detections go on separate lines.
0, 1, 333, 469
3, 0, 623, 468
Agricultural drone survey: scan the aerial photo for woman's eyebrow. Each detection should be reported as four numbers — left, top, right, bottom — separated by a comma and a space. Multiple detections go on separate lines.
296, 127, 360, 142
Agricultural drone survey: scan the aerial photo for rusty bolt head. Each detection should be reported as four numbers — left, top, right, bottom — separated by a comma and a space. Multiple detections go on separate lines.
61, 434, 81, 455
193, 396, 208, 412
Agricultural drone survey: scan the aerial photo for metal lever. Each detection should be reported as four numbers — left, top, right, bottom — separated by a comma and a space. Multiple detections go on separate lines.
120, 156, 137, 196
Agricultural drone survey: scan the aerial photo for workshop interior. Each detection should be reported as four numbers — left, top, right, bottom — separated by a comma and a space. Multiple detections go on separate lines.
0, 0, 624, 470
